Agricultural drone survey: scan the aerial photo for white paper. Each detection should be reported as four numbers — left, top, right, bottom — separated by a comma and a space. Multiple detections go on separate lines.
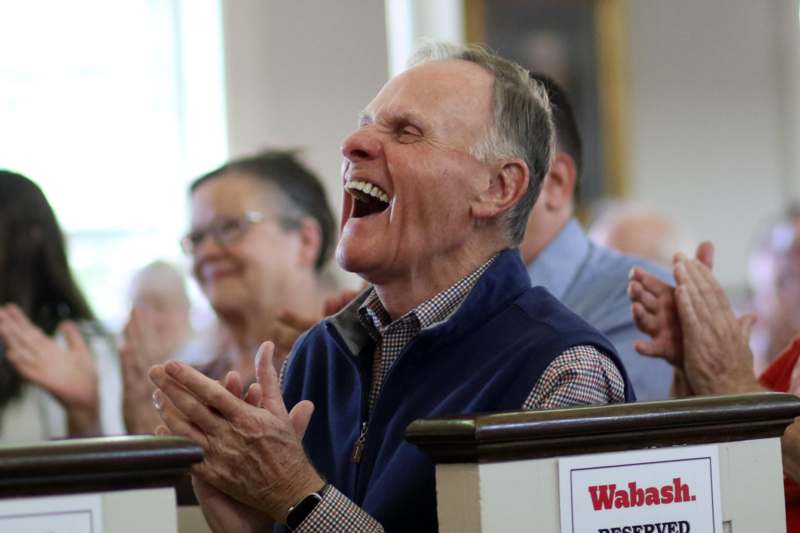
0, 493, 103, 533
559, 445, 722, 533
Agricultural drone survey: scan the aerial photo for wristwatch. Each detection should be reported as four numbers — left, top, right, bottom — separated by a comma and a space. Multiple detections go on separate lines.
286, 485, 327, 531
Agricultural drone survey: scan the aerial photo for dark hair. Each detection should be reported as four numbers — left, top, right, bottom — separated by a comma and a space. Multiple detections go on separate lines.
190, 150, 336, 271
529, 73, 583, 182
0, 170, 95, 406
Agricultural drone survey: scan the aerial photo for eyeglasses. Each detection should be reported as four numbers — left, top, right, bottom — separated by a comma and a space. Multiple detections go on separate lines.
180, 211, 265, 255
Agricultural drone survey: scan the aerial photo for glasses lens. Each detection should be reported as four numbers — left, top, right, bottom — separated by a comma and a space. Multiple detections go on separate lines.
216, 218, 247, 245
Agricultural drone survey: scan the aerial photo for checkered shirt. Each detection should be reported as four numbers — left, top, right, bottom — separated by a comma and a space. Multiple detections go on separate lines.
295, 255, 626, 532
357, 255, 496, 413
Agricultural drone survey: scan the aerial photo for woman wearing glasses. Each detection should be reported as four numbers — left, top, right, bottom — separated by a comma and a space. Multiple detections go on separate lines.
121, 150, 337, 433
182, 150, 336, 381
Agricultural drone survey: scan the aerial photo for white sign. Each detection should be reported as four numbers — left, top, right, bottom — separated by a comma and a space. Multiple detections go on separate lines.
0, 493, 103, 533
559, 445, 722, 533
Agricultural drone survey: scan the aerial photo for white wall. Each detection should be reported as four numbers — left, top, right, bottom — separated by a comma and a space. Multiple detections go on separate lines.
220, 0, 389, 231
625, 0, 799, 286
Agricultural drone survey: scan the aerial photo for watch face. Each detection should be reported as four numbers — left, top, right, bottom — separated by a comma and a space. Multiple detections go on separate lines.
286, 491, 324, 530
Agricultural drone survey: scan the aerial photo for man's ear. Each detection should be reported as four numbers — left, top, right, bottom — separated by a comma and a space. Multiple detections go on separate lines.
539, 152, 577, 211
471, 158, 529, 221
296, 217, 322, 269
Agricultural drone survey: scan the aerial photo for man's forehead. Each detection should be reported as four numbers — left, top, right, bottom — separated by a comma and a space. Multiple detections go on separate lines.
361, 59, 493, 120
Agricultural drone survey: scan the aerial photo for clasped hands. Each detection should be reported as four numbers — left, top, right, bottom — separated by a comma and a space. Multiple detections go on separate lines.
148, 341, 324, 528
627, 241, 762, 396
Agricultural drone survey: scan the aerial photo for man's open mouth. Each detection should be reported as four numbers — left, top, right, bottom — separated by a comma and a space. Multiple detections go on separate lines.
345, 180, 391, 218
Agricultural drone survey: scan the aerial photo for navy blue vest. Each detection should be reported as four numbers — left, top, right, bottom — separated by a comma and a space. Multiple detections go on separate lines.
280, 249, 635, 532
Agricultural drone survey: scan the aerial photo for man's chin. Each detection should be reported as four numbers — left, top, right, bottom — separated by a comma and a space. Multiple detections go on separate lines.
335, 244, 384, 279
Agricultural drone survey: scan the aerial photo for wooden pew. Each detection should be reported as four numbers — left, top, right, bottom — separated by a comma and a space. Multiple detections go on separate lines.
0, 435, 204, 533
407, 392, 800, 533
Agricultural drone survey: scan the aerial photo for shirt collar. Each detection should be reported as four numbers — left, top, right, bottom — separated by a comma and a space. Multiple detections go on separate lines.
526, 217, 590, 299
358, 254, 498, 336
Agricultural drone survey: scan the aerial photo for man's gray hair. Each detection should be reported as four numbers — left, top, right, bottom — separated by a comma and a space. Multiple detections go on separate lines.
408, 42, 554, 245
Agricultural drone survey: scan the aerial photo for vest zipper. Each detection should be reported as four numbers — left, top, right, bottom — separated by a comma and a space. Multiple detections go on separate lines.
351, 421, 368, 463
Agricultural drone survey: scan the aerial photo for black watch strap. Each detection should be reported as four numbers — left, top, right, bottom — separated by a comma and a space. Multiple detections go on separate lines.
286, 485, 327, 531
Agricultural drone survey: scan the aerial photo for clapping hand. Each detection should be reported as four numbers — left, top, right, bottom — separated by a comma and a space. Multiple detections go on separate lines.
0, 303, 99, 435
671, 252, 759, 395
119, 307, 175, 434
628, 242, 716, 366
149, 341, 320, 526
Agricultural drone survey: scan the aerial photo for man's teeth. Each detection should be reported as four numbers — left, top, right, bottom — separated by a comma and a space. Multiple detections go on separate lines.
346, 180, 390, 203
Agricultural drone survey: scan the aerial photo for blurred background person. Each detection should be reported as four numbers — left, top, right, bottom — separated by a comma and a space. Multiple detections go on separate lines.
181, 149, 337, 385
588, 200, 694, 267
127, 260, 194, 360
747, 204, 800, 375
0, 170, 122, 443
119, 260, 220, 434
520, 73, 672, 401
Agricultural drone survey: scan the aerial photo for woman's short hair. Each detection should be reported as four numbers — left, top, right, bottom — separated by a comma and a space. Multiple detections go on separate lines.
190, 150, 336, 271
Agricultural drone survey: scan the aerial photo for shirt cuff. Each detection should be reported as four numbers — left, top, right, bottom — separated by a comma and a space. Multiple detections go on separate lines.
293, 484, 384, 532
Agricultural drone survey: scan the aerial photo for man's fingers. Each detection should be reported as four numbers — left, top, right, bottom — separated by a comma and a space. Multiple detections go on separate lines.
244, 383, 263, 407
152, 389, 208, 446
629, 267, 670, 297
633, 341, 660, 356
674, 284, 700, 338
149, 365, 224, 433
682, 256, 733, 322
255, 341, 288, 416
677, 260, 715, 319
628, 281, 660, 313
631, 302, 661, 337
695, 241, 715, 270
159, 360, 244, 421
223, 371, 243, 399
635, 339, 672, 361
288, 400, 315, 438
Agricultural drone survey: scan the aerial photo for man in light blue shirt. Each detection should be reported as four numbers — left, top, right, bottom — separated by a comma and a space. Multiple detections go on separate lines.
520, 74, 672, 400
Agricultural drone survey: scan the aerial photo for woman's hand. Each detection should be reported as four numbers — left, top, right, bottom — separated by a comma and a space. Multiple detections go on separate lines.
0, 304, 99, 434
119, 307, 175, 434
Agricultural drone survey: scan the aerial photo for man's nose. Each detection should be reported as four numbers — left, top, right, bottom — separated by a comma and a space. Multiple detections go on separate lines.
341, 127, 382, 162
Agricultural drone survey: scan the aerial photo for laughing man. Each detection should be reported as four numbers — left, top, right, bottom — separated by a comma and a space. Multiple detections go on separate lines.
149, 43, 635, 533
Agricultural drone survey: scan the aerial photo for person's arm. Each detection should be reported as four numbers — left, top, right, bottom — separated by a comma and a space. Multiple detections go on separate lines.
522, 345, 626, 409
150, 341, 385, 532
